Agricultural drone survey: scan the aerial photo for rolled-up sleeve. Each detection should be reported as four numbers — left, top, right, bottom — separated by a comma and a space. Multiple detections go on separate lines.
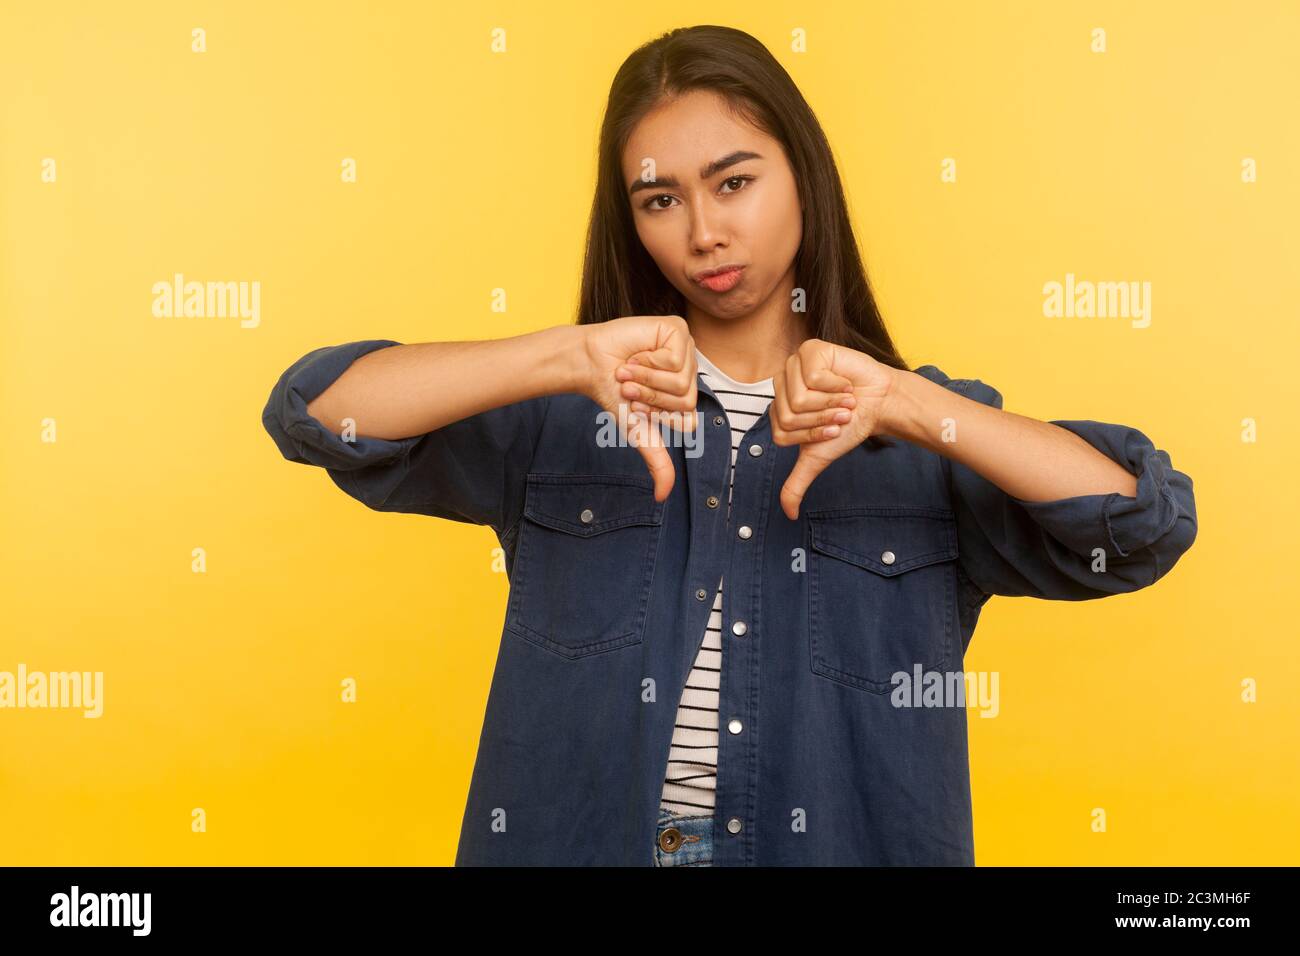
261, 338, 550, 536
918, 367, 1197, 602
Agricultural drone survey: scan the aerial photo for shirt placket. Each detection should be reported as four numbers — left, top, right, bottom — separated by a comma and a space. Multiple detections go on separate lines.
687, 377, 773, 866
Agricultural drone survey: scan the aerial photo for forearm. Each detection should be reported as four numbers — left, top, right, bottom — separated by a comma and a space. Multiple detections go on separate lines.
305, 324, 588, 440
879, 369, 1139, 502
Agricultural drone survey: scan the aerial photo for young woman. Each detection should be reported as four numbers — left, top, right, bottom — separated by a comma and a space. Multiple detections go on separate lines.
262, 26, 1197, 867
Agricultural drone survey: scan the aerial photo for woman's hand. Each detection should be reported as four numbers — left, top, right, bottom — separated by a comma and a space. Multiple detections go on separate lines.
771, 339, 900, 519
579, 315, 699, 502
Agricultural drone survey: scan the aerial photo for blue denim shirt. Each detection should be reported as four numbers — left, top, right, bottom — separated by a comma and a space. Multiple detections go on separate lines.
262, 338, 1197, 865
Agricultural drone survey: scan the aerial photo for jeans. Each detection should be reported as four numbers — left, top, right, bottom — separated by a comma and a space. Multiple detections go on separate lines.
654, 809, 714, 867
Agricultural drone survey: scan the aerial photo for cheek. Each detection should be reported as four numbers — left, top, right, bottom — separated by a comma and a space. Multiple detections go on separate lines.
748, 196, 801, 271
773, 194, 803, 261
636, 218, 676, 265
773, 186, 803, 235
747, 188, 798, 238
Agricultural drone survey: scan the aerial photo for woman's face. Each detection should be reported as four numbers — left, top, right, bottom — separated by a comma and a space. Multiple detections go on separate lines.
621, 89, 803, 323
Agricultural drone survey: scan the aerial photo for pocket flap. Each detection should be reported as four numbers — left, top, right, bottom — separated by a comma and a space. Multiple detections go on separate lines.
807, 507, 957, 576
523, 473, 664, 536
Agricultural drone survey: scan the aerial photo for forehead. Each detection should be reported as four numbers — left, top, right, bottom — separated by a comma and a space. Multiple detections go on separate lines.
621, 90, 770, 178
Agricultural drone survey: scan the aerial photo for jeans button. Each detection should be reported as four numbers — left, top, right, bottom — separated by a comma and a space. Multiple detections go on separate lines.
726, 817, 743, 834
658, 826, 684, 852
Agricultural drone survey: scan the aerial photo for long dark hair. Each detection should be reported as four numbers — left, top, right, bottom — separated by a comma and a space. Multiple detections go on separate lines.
575, 24, 910, 373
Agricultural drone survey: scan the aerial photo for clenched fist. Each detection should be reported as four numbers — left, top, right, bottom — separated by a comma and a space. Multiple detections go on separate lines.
771, 339, 900, 519
578, 315, 699, 502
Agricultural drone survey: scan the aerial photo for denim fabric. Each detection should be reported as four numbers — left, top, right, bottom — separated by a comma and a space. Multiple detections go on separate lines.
262, 339, 1198, 866
654, 809, 714, 867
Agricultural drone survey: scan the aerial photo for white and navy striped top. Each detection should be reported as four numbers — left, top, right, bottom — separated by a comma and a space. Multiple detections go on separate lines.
658, 346, 775, 817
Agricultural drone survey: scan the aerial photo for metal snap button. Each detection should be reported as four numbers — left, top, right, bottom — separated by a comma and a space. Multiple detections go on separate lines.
706, 495, 719, 508
580, 509, 594, 524
738, 525, 752, 539
881, 550, 895, 565
731, 620, 747, 637
728, 718, 743, 735
658, 826, 684, 852
713, 415, 725, 426
726, 817, 743, 834
747, 443, 763, 457
695, 588, 707, 601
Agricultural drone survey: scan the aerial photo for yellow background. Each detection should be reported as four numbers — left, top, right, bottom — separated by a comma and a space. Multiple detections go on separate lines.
2, 0, 1296, 865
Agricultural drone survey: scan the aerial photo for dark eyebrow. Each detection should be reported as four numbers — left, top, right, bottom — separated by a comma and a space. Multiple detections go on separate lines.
628, 150, 763, 196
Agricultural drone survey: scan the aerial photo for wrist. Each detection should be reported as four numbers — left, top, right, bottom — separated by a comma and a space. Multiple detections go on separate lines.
877, 367, 930, 443
549, 323, 592, 398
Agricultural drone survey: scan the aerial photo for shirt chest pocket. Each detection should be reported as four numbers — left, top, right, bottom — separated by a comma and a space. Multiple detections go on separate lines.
806, 507, 959, 694
505, 473, 665, 659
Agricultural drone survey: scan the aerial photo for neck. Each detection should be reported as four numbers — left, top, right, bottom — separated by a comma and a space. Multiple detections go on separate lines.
686, 263, 808, 382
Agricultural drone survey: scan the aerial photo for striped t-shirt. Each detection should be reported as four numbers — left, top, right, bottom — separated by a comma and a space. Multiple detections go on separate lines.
658, 346, 775, 816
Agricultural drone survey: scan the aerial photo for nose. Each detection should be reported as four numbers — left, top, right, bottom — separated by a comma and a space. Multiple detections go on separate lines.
687, 198, 728, 253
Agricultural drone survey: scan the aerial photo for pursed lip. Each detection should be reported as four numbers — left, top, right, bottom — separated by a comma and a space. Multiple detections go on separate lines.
691, 264, 745, 284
